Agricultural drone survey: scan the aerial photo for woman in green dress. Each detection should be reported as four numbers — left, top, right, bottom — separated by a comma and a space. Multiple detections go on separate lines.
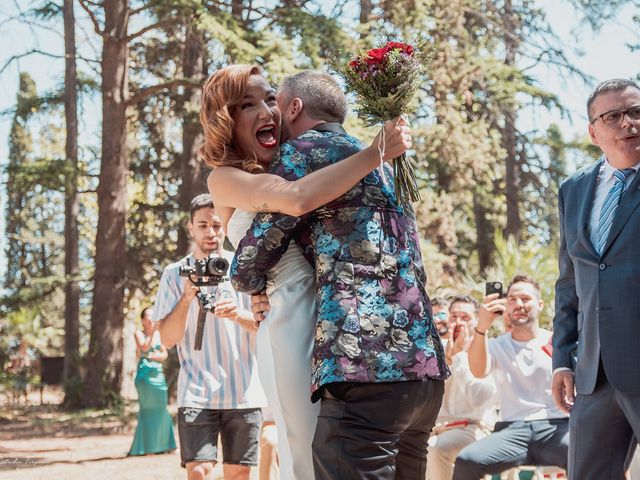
129, 307, 176, 455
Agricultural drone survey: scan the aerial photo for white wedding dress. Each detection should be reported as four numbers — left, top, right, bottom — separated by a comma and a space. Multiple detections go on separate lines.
227, 209, 319, 480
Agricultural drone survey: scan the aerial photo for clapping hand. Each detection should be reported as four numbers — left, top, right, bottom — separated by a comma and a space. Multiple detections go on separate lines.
445, 321, 471, 364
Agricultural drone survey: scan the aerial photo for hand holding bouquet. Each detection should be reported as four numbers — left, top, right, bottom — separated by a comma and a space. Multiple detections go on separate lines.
331, 41, 429, 204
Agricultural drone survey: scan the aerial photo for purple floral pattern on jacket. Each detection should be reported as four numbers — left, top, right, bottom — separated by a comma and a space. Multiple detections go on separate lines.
230, 126, 449, 400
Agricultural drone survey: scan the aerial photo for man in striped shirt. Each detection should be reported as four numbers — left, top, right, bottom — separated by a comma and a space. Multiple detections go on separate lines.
154, 194, 265, 480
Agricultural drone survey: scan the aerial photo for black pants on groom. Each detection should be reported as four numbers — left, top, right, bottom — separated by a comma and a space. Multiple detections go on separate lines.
312, 378, 445, 480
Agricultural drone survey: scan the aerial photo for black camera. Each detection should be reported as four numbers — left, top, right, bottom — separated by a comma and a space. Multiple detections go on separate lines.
179, 255, 231, 351
179, 255, 229, 287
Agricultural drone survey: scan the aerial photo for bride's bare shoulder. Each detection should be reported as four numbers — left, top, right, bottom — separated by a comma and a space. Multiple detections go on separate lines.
208, 165, 251, 184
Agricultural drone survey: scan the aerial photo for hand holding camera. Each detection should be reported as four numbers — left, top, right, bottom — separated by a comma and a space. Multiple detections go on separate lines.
178, 255, 230, 351
182, 278, 200, 303
213, 284, 238, 319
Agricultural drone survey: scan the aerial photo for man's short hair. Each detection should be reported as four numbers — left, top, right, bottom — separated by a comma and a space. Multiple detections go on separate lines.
587, 79, 640, 121
190, 193, 214, 221
431, 297, 450, 309
279, 71, 348, 124
449, 295, 480, 313
507, 274, 541, 298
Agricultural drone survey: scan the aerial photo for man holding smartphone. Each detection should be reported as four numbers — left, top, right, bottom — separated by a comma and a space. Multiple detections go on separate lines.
427, 296, 497, 480
453, 275, 569, 479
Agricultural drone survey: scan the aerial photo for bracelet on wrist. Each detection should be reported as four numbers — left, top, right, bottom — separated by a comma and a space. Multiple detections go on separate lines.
474, 327, 486, 336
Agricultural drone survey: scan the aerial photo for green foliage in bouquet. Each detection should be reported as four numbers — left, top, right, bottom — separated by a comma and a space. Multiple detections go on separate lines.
330, 41, 433, 204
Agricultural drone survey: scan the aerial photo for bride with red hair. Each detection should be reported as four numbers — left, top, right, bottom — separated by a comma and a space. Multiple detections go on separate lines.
201, 64, 411, 480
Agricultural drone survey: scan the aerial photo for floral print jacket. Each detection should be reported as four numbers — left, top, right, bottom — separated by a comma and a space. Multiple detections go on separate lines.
231, 124, 449, 400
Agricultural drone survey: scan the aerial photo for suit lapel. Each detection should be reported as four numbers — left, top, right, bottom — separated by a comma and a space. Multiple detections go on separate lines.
576, 160, 602, 257
601, 168, 640, 256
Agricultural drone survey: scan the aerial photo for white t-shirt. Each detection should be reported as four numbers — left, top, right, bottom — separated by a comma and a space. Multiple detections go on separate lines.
153, 255, 266, 410
488, 330, 567, 422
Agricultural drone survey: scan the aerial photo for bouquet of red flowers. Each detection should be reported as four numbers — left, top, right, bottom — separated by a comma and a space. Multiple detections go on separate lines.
331, 41, 430, 203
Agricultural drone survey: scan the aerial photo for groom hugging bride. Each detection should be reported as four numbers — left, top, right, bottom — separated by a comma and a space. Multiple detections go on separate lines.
202, 65, 448, 480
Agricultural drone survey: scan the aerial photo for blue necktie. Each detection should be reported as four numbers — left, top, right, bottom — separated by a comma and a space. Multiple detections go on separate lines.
597, 168, 635, 254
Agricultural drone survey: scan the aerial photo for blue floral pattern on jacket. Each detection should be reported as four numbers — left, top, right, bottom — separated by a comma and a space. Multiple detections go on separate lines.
230, 125, 449, 400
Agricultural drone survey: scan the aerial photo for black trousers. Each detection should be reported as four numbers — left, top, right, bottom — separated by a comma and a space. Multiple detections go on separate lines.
312, 378, 444, 480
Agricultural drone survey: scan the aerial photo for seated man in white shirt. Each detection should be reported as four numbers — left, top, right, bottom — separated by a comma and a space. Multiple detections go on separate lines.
427, 296, 498, 480
453, 275, 569, 479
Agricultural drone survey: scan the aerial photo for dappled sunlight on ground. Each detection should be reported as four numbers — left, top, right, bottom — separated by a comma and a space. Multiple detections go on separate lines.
0, 389, 239, 480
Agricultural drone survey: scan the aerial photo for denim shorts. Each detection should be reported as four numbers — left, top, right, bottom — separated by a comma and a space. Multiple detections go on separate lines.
177, 407, 262, 467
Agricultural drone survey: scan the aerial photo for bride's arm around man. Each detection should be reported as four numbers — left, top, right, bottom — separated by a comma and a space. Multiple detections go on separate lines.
231, 70, 449, 480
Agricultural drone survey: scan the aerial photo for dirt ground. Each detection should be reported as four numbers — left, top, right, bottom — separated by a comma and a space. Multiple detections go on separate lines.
0, 388, 233, 480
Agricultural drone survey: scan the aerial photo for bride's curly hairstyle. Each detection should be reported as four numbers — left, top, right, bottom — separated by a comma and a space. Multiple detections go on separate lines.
199, 64, 265, 173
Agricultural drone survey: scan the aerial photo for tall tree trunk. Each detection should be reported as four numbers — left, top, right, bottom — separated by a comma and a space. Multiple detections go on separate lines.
280, 0, 298, 36
5, 74, 36, 290
83, 0, 129, 407
62, 0, 81, 405
360, 0, 372, 23
231, 0, 243, 22
473, 189, 492, 273
502, 0, 521, 242
503, 108, 520, 240
360, 0, 372, 39
177, 25, 207, 256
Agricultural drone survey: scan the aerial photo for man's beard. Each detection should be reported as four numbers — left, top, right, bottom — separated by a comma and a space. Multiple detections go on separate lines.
198, 241, 219, 256
510, 311, 535, 326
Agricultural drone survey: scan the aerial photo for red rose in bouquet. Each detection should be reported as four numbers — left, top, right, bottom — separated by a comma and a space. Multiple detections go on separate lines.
365, 47, 388, 65
332, 40, 431, 203
385, 42, 414, 56
362, 43, 414, 68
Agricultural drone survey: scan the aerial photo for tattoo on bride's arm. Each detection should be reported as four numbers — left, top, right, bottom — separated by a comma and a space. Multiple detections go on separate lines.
253, 203, 281, 213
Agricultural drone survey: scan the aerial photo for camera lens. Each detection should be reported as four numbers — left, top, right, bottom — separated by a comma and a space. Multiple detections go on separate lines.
206, 257, 229, 276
